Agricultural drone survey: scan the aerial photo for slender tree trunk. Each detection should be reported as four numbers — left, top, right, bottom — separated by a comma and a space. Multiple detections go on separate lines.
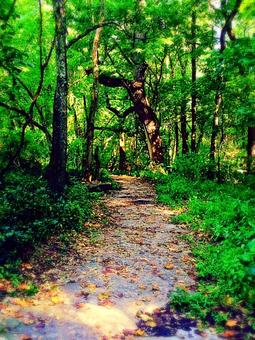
84, 24, 102, 181
210, 93, 221, 162
180, 100, 189, 154
191, 10, 197, 152
73, 106, 82, 138
119, 132, 127, 171
94, 145, 100, 179
175, 121, 179, 157
47, 0, 68, 193
247, 127, 255, 173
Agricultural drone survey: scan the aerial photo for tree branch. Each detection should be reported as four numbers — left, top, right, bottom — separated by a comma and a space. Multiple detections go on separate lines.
220, 0, 242, 51
67, 21, 118, 49
99, 74, 129, 88
0, 101, 51, 142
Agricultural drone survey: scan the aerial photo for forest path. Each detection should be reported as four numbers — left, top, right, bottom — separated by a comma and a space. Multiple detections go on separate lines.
1, 175, 219, 339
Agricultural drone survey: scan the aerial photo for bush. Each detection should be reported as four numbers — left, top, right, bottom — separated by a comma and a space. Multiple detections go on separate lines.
172, 153, 209, 180
151, 168, 255, 328
0, 172, 93, 263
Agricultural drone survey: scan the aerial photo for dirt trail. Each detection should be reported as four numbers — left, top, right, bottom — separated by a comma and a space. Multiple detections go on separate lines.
0, 175, 219, 339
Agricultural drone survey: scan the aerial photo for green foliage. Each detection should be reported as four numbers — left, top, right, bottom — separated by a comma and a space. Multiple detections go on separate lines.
145, 160, 255, 328
0, 171, 93, 263
172, 153, 209, 180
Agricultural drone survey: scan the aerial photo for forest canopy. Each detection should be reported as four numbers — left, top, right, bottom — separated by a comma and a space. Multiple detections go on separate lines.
0, 0, 254, 189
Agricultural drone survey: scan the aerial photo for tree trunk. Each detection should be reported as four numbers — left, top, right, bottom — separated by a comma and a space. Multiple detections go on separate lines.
175, 121, 179, 157
210, 92, 221, 162
119, 132, 127, 171
180, 100, 189, 154
191, 10, 197, 152
128, 65, 163, 163
94, 145, 100, 179
47, 0, 68, 193
247, 127, 255, 173
99, 63, 163, 164
84, 24, 103, 181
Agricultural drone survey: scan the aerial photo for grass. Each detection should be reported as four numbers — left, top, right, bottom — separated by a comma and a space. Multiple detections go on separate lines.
140, 161, 255, 334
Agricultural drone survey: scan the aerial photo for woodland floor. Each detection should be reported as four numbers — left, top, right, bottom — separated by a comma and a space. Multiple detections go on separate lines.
0, 176, 220, 339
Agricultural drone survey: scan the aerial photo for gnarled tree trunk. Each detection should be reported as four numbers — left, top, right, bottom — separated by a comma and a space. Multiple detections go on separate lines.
99, 62, 163, 163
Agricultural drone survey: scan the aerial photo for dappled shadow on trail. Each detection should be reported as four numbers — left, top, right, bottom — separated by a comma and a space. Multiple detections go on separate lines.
0, 175, 220, 339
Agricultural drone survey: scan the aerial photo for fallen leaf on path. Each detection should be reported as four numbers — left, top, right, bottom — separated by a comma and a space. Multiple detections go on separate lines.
146, 320, 157, 327
226, 320, 238, 327
164, 263, 174, 270
20, 335, 32, 340
98, 292, 110, 301
222, 330, 238, 338
139, 284, 146, 290
135, 329, 145, 336
12, 298, 31, 307
137, 312, 152, 322
182, 255, 190, 263
51, 296, 63, 304
86, 283, 97, 292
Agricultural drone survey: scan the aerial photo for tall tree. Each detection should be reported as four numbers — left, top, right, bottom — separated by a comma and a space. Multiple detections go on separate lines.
47, 0, 68, 192
209, 0, 242, 178
84, 2, 104, 181
191, 9, 197, 152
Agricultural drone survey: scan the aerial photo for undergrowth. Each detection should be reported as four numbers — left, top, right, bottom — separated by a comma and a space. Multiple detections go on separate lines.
141, 155, 255, 333
0, 171, 100, 290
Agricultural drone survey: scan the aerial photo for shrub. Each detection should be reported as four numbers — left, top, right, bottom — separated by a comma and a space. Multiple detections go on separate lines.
0, 172, 93, 263
172, 153, 209, 180
151, 169, 255, 328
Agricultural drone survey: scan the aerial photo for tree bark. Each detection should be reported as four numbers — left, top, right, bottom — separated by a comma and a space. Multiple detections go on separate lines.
47, 0, 68, 193
210, 91, 222, 161
99, 63, 163, 163
191, 10, 197, 152
119, 132, 127, 171
180, 100, 189, 154
175, 121, 179, 157
84, 25, 103, 181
